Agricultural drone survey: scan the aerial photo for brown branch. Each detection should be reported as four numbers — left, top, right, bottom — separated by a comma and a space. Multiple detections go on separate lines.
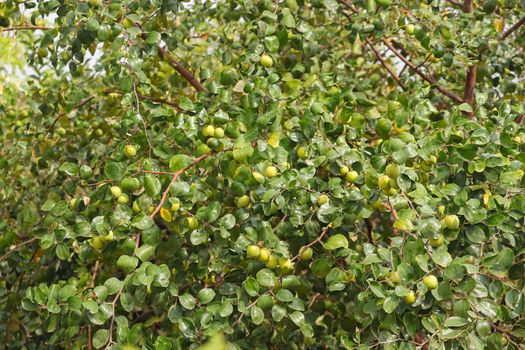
136, 93, 180, 110
365, 38, 405, 89
156, 45, 206, 93
87, 260, 100, 350
381, 39, 464, 103
105, 286, 124, 349
0, 26, 52, 32
463, 65, 477, 117
0, 237, 37, 261
291, 224, 332, 262
502, 16, 525, 40
463, 0, 473, 13
149, 154, 209, 220
48, 95, 96, 133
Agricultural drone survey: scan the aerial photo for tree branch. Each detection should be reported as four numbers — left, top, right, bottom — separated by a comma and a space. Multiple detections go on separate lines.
156, 45, 206, 93
463, 65, 477, 116
149, 154, 209, 220
0, 237, 37, 262
365, 38, 405, 89
502, 16, 525, 40
0, 26, 52, 32
463, 0, 473, 13
381, 39, 464, 103
87, 260, 100, 350
48, 95, 96, 133
291, 224, 332, 262
136, 93, 180, 110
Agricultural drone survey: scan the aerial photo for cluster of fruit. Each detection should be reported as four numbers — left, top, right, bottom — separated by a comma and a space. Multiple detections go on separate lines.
246, 244, 313, 274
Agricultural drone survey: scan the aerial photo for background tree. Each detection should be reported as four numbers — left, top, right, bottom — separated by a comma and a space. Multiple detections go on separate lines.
1, 0, 525, 349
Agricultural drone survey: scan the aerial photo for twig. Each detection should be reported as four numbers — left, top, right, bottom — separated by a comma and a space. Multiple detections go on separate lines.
365, 38, 405, 89
381, 39, 464, 103
0, 237, 37, 262
502, 16, 525, 40
87, 260, 100, 350
136, 94, 181, 110
48, 95, 96, 133
0, 26, 52, 32
291, 224, 332, 262
156, 45, 206, 92
149, 154, 209, 220
463, 65, 477, 117
105, 286, 124, 349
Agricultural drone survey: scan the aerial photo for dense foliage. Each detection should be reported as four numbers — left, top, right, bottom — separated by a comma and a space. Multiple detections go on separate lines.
1, 0, 525, 349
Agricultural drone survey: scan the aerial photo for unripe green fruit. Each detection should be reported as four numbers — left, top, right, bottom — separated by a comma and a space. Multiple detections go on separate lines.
117, 193, 129, 204
443, 214, 460, 230
110, 186, 122, 198
385, 164, 401, 178
237, 195, 250, 208
120, 177, 141, 192
252, 171, 265, 184
124, 144, 137, 157
203, 125, 215, 137
89, 0, 101, 6
259, 248, 270, 262
385, 188, 398, 196
171, 202, 180, 212
247, 245, 261, 258
266, 255, 279, 269
265, 166, 278, 178
389, 271, 401, 284
260, 54, 274, 68
297, 146, 308, 160
91, 236, 105, 250
299, 246, 313, 261
56, 127, 66, 136
423, 275, 438, 289
345, 170, 359, 183
404, 290, 416, 304
95, 128, 103, 136
406, 24, 415, 35
187, 217, 199, 230
214, 127, 225, 138
317, 194, 329, 205
340, 166, 349, 176
279, 258, 294, 273
132, 201, 141, 213
378, 175, 391, 190
429, 235, 445, 247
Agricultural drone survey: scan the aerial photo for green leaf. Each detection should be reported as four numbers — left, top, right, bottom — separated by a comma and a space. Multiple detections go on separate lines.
323, 234, 349, 250
146, 31, 161, 44
179, 293, 196, 310
92, 329, 109, 348
117, 255, 138, 272
197, 288, 216, 304
383, 296, 400, 314
250, 306, 264, 325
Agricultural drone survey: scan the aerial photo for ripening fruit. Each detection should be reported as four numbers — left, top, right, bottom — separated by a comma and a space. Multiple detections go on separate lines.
95, 128, 104, 136
345, 170, 359, 183
385, 188, 398, 196
317, 194, 329, 205
385, 164, 401, 178
237, 195, 251, 208
340, 166, 349, 176
132, 201, 141, 213
404, 290, 416, 304
279, 258, 294, 273
117, 193, 129, 204
378, 175, 391, 190
203, 125, 215, 137
259, 248, 270, 262
124, 145, 137, 157
56, 127, 66, 136
389, 271, 401, 284
252, 171, 265, 184
406, 24, 415, 35
297, 146, 308, 160
91, 236, 105, 250
187, 217, 199, 230
247, 245, 261, 259
429, 235, 445, 247
423, 275, 438, 289
89, 0, 101, 6
265, 166, 278, 178
170, 202, 180, 212
266, 255, 279, 269
443, 214, 460, 230
214, 127, 225, 138
110, 186, 122, 198
299, 247, 313, 261
260, 54, 274, 68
